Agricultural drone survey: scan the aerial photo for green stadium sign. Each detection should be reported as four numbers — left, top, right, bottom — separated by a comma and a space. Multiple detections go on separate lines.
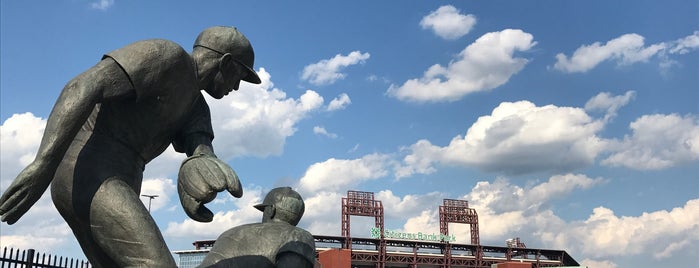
370, 227, 456, 242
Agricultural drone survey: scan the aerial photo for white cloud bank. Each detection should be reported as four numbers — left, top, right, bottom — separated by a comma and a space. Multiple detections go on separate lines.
397, 100, 606, 176
396, 92, 699, 176
420, 5, 476, 40
602, 113, 699, 170
538, 199, 699, 259
207, 68, 324, 160
0, 113, 44, 188
297, 154, 392, 193
554, 31, 699, 73
0, 114, 75, 254
301, 51, 370, 86
388, 29, 536, 103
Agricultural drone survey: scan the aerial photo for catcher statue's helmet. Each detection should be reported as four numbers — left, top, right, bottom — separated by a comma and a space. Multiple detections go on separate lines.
254, 187, 305, 226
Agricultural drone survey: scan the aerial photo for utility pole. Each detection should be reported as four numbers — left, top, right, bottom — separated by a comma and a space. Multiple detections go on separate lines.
141, 194, 159, 212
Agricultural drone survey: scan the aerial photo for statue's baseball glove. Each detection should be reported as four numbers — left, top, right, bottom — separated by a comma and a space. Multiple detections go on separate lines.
177, 154, 242, 222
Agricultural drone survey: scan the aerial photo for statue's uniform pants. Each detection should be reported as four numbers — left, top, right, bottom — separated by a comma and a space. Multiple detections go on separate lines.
51, 132, 176, 268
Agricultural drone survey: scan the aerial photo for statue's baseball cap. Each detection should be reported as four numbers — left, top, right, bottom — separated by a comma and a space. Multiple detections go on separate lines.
194, 26, 261, 84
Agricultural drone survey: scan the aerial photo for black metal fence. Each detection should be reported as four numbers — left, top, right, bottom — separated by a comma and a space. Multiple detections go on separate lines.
0, 247, 90, 268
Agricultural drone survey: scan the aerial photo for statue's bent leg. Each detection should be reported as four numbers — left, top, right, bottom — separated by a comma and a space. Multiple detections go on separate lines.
53, 189, 120, 268
51, 143, 121, 268
89, 177, 176, 267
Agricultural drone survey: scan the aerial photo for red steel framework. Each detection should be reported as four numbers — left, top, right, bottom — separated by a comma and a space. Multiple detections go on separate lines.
439, 199, 481, 268
341, 190, 386, 268
189, 190, 580, 267
506, 237, 528, 259
439, 199, 480, 245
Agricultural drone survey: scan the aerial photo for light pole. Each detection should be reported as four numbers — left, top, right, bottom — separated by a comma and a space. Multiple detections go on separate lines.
141, 194, 159, 212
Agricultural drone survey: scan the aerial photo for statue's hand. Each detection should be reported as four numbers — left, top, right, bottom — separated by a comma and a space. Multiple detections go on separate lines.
0, 161, 53, 224
177, 154, 242, 222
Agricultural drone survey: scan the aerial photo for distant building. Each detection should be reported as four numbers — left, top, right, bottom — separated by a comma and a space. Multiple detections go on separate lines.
173, 241, 214, 268
173, 191, 581, 268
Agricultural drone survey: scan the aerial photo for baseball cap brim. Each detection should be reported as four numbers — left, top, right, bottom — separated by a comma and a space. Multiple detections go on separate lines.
236, 59, 261, 84
253, 203, 267, 212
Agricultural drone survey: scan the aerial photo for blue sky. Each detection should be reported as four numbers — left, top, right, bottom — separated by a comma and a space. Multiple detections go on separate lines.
1, 1, 698, 267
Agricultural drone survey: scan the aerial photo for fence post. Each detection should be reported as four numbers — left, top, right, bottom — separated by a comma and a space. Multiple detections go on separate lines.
26, 248, 36, 268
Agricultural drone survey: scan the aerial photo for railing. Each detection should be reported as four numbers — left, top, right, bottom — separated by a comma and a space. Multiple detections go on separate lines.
0, 247, 90, 268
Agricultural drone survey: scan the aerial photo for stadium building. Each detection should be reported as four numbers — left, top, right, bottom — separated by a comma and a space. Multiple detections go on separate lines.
174, 190, 582, 268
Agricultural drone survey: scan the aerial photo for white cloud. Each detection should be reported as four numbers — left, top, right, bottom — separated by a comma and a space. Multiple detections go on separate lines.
139, 178, 176, 212
526, 174, 605, 208
347, 143, 360, 153
313, 126, 338, 139
554, 33, 666, 73
403, 210, 440, 235
301, 51, 370, 86
420, 5, 476, 40
584, 90, 636, 122
207, 68, 324, 160
297, 154, 392, 193
0, 194, 73, 253
602, 113, 699, 170
0, 235, 62, 251
143, 146, 186, 179
394, 140, 440, 179
398, 100, 606, 175
327, 93, 351, 111
0, 113, 75, 254
300, 191, 343, 235
90, 0, 114, 10
465, 174, 604, 214
1, 113, 45, 188
668, 31, 699, 55
376, 190, 445, 220
539, 199, 699, 258
387, 29, 536, 102
654, 239, 691, 260
0, 130, 73, 254
659, 31, 699, 74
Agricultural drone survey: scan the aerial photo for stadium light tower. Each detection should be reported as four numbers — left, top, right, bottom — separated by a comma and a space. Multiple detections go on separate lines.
141, 194, 159, 212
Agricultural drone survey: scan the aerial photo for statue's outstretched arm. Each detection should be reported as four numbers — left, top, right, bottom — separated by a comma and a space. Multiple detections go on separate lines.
0, 58, 133, 224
